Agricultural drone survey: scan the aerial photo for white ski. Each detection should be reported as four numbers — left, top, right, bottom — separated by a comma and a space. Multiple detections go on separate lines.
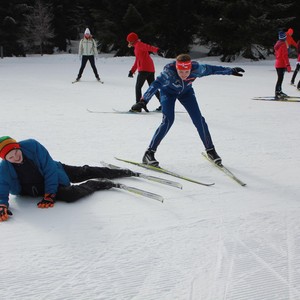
101, 161, 183, 189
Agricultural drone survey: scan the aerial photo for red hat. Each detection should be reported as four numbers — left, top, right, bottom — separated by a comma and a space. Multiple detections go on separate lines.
0, 136, 20, 159
176, 60, 192, 70
287, 28, 293, 35
127, 32, 139, 43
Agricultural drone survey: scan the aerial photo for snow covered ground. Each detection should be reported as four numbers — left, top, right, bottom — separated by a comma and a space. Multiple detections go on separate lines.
1, 53, 300, 300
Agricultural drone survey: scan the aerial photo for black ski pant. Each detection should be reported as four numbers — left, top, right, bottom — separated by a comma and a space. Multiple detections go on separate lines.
275, 68, 286, 93
56, 164, 131, 203
291, 63, 300, 85
136, 71, 160, 103
77, 55, 99, 79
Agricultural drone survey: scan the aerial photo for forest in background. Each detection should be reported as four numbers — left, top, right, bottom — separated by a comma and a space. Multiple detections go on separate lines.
0, 0, 299, 61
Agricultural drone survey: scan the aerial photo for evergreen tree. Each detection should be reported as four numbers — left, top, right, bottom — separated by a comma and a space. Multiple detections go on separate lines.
149, 0, 199, 57
91, 1, 140, 55
197, 0, 295, 61
51, 0, 73, 51
0, 1, 31, 56
23, 0, 55, 55
1, 0, 299, 58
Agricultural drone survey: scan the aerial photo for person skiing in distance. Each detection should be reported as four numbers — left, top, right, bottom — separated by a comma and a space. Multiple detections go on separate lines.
130, 54, 245, 167
0, 136, 136, 222
127, 32, 165, 111
290, 40, 300, 90
75, 28, 100, 82
274, 31, 291, 99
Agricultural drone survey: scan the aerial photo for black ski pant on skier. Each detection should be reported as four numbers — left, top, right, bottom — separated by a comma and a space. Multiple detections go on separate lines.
275, 68, 286, 95
291, 63, 300, 89
135, 71, 160, 104
57, 164, 135, 202
77, 55, 99, 80
19, 164, 134, 203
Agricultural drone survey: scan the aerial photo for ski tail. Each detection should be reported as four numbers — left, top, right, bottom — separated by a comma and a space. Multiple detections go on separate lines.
115, 183, 164, 202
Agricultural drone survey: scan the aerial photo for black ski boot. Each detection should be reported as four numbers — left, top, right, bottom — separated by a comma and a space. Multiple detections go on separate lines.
206, 148, 222, 165
275, 91, 288, 99
142, 149, 159, 167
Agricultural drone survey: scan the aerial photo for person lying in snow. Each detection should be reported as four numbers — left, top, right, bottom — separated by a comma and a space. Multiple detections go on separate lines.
0, 136, 135, 222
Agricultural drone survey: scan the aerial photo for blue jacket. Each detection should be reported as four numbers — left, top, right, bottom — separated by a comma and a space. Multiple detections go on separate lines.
0, 139, 70, 206
143, 61, 233, 101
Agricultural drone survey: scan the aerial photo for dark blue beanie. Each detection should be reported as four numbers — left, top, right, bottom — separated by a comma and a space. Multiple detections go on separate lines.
278, 31, 286, 40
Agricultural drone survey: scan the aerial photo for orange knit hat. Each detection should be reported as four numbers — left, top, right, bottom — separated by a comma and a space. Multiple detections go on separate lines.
0, 136, 20, 159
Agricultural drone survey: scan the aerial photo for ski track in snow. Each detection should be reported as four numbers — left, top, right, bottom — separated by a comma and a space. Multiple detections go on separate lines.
1, 54, 300, 300
3, 209, 300, 300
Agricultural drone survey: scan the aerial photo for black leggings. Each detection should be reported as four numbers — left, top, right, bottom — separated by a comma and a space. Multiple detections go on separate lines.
55, 164, 130, 202
135, 71, 160, 103
77, 56, 99, 79
275, 68, 286, 93
291, 63, 300, 85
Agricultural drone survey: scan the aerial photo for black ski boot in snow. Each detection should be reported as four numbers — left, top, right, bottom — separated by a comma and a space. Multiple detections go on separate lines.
275, 91, 288, 99
143, 149, 159, 167
206, 148, 222, 166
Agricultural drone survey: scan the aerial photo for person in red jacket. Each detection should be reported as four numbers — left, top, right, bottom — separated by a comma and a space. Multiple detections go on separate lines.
290, 40, 300, 90
127, 32, 164, 111
274, 31, 291, 99
286, 28, 297, 55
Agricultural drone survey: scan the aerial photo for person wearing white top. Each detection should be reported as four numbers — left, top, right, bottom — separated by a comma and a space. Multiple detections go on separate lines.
76, 28, 100, 81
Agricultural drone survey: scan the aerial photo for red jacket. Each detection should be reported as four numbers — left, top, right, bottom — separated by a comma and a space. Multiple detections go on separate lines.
286, 34, 297, 48
130, 40, 159, 73
274, 40, 290, 68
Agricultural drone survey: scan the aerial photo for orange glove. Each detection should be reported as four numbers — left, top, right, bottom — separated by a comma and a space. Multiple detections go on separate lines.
37, 193, 56, 208
0, 204, 13, 222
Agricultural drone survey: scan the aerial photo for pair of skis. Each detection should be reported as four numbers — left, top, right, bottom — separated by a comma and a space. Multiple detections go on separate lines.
72, 79, 104, 84
103, 155, 246, 202
87, 108, 160, 114
101, 161, 182, 203
114, 156, 246, 187
114, 157, 215, 186
87, 109, 186, 114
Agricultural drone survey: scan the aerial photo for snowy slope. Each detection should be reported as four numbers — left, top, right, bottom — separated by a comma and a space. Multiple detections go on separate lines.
1, 54, 300, 300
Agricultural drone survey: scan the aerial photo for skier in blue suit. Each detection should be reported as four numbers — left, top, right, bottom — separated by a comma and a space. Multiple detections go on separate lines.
130, 54, 245, 167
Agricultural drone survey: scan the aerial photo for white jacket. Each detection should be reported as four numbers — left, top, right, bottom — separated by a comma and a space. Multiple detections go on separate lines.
78, 38, 98, 56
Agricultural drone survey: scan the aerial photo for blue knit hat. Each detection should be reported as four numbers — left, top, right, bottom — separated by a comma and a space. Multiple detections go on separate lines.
278, 31, 286, 40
